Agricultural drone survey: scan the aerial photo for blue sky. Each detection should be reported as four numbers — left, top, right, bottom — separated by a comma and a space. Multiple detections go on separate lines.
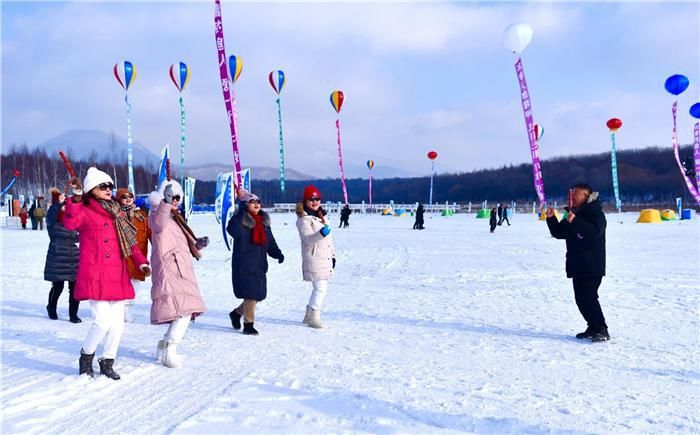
2, 1, 699, 178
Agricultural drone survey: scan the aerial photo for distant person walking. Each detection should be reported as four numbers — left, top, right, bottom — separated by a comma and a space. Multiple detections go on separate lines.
29, 202, 37, 230
546, 183, 609, 342
497, 204, 504, 226
489, 207, 498, 233
339, 204, 352, 228
34, 201, 46, 230
413, 203, 425, 230
500, 204, 511, 226
19, 205, 28, 229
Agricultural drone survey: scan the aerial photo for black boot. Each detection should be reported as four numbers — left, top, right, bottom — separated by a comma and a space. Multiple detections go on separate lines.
79, 349, 95, 377
243, 322, 258, 335
575, 326, 595, 339
46, 284, 63, 320
98, 358, 121, 380
590, 327, 610, 342
68, 290, 81, 323
229, 310, 242, 330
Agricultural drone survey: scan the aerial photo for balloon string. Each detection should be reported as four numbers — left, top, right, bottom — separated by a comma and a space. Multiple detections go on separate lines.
336, 119, 348, 204
672, 102, 700, 203
277, 98, 285, 192
369, 171, 372, 207
610, 132, 621, 212
180, 96, 186, 187
125, 94, 134, 193
429, 160, 435, 205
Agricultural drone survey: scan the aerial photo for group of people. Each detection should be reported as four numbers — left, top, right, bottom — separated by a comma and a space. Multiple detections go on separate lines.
489, 203, 511, 233
18, 200, 46, 230
41, 167, 337, 380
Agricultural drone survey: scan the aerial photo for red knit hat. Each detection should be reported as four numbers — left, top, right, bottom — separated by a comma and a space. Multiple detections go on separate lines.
303, 185, 321, 200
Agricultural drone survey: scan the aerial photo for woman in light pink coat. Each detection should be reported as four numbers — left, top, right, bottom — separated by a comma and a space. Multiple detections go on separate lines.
63, 167, 151, 380
148, 181, 208, 368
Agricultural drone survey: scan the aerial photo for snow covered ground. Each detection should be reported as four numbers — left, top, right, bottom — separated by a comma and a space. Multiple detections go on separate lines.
1, 211, 698, 434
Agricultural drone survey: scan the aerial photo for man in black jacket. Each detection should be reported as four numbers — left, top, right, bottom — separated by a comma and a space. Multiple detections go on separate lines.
546, 183, 609, 342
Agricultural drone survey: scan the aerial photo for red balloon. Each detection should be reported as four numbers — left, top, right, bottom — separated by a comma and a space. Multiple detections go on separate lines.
12, 169, 20, 177
427, 151, 438, 160
606, 118, 622, 131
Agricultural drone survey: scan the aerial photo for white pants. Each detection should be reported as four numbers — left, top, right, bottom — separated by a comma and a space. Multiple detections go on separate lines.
164, 316, 190, 344
126, 279, 141, 307
82, 300, 126, 359
308, 280, 328, 310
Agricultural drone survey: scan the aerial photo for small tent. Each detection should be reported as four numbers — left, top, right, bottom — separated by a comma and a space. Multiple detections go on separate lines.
476, 209, 490, 219
660, 209, 677, 221
636, 209, 662, 223
440, 209, 454, 217
394, 209, 408, 217
382, 208, 394, 216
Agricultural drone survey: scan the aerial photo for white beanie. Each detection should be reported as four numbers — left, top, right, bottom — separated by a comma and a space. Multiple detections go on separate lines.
83, 167, 114, 194
148, 180, 184, 208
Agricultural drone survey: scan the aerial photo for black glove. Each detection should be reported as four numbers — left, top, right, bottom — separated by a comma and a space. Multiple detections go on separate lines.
332, 258, 336, 269
195, 236, 209, 250
163, 184, 173, 204
278, 254, 285, 264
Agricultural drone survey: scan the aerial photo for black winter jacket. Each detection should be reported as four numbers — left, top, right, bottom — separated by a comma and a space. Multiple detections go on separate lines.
546, 196, 606, 278
227, 206, 283, 301
44, 202, 79, 282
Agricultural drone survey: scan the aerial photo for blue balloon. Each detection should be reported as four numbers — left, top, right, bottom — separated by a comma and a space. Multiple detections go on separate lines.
664, 74, 689, 96
690, 102, 700, 119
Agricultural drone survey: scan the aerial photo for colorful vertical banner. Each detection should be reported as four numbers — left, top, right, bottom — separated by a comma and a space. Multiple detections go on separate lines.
114, 61, 137, 193
214, 172, 223, 224
157, 144, 170, 189
694, 122, 700, 190
427, 151, 438, 205
0, 169, 20, 196
330, 90, 348, 204
367, 160, 374, 207
184, 177, 196, 222
214, 0, 242, 188
672, 102, 700, 203
169, 62, 191, 187
269, 70, 286, 192
610, 132, 622, 212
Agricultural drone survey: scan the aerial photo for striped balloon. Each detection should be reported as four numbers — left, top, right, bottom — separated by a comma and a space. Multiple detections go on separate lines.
114, 61, 137, 92
330, 90, 344, 113
169, 62, 190, 92
534, 123, 544, 141
367, 160, 374, 170
228, 55, 243, 83
269, 70, 285, 95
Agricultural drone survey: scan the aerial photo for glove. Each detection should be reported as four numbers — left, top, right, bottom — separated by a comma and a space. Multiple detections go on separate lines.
278, 253, 285, 264
320, 225, 331, 237
332, 258, 336, 269
163, 184, 173, 204
195, 236, 209, 250
69, 176, 83, 196
139, 264, 152, 277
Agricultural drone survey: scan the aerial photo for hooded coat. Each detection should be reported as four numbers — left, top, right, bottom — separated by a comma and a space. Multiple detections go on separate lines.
296, 202, 335, 282
43, 202, 79, 282
546, 193, 607, 278
227, 204, 283, 301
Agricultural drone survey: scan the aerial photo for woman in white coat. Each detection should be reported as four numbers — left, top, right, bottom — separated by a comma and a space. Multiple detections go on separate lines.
295, 185, 335, 328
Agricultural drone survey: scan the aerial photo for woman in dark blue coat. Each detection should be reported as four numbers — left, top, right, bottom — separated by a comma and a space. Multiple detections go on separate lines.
43, 188, 81, 323
226, 191, 284, 335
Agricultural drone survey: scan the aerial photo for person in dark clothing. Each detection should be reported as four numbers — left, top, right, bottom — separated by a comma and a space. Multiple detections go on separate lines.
43, 188, 81, 323
489, 207, 498, 233
497, 204, 504, 225
29, 202, 37, 230
546, 183, 609, 342
339, 205, 352, 228
413, 203, 425, 230
501, 204, 511, 226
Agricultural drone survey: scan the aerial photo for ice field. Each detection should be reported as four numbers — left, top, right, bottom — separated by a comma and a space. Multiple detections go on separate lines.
1, 211, 699, 434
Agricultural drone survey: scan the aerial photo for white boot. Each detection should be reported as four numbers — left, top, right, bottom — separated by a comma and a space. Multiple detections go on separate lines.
155, 339, 166, 363
303, 305, 312, 325
124, 303, 135, 323
162, 342, 183, 368
307, 308, 324, 329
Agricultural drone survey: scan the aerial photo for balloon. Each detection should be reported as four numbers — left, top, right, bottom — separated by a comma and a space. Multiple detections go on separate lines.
228, 55, 243, 83
114, 61, 137, 92
534, 123, 544, 141
367, 160, 374, 170
503, 24, 533, 54
606, 118, 622, 132
269, 70, 285, 95
690, 103, 700, 119
427, 151, 438, 160
330, 90, 344, 113
169, 62, 190, 93
664, 74, 689, 96
12, 169, 20, 177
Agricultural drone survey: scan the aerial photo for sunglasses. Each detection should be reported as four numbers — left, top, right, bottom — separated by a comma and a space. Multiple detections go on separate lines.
307, 197, 321, 202
248, 199, 261, 204
98, 183, 114, 191
172, 195, 181, 201
120, 194, 134, 199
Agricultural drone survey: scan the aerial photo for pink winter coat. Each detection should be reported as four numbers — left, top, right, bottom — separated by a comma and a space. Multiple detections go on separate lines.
149, 199, 206, 325
63, 199, 148, 301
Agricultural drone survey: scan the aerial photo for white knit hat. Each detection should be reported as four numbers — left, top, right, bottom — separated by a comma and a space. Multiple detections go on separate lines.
83, 167, 114, 194
148, 180, 185, 208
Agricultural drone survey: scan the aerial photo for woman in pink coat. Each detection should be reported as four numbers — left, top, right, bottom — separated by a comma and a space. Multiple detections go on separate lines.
148, 181, 207, 368
63, 167, 151, 380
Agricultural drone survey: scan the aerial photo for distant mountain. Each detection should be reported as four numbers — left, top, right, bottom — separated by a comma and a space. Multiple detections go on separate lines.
184, 163, 314, 181
34, 129, 159, 166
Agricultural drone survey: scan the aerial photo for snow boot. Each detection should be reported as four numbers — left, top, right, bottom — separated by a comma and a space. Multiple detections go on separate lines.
79, 349, 95, 377
68, 292, 81, 323
123, 303, 135, 323
155, 339, 166, 364
243, 322, 259, 335
307, 308, 324, 329
98, 358, 121, 380
302, 305, 312, 325
575, 326, 595, 340
46, 285, 62, 320
162, 342, 183, 368
229, 310, 242, 330
590, 328, 610, 343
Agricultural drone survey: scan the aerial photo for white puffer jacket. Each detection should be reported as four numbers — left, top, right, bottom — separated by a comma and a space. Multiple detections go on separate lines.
296, 202, 335, 282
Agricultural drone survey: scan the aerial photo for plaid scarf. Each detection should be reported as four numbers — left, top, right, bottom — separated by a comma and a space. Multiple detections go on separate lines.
97, 199, 138, 258
172, 210, 202, 260
121, 204, 145, 223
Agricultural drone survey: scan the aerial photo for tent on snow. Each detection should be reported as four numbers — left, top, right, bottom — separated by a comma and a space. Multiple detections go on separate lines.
660, 209, 677, 221
637, 209, 662, 223
476, 209, 490, 219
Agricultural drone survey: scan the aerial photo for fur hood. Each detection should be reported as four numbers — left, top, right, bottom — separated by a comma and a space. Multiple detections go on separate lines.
587, 192, 599, 203
295, 202, 306, 217
239, 208, 271, 230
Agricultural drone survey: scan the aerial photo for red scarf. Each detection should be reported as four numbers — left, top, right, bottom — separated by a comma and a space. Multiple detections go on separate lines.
251, 212, 267, 245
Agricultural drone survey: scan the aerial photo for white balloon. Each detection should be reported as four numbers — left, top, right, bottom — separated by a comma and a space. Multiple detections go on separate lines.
503, 23, 533, 54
